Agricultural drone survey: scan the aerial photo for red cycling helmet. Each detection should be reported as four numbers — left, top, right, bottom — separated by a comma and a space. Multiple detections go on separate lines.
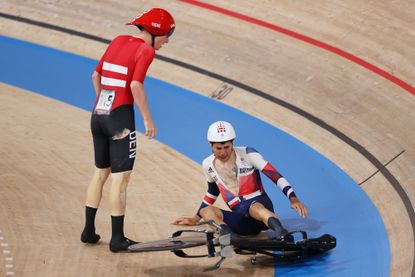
127, 8, 175, 37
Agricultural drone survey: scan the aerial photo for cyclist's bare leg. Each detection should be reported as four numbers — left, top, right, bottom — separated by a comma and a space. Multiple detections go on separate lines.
249, 202, 288, 237
200, 206, 235, 235
199, 206, 225, 225
108, 170, 137, 252
86, 167, 110, 208
81, 167, 110, 243
249, 202, 276, 224
109, 171, 131, 215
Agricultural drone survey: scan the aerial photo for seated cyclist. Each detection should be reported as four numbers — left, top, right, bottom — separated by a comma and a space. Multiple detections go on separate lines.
172, 121, 308, 240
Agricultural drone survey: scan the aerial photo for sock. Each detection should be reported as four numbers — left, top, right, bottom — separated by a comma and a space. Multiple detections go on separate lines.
83, 206, 97, 235
267, 217, 288, 237
111, 215, 125, 242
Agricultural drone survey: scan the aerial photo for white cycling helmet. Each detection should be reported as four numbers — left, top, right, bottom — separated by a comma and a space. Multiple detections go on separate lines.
207, 121, 236, 142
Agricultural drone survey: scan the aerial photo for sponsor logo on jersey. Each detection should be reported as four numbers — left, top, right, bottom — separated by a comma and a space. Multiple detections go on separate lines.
239, 167, 254, 174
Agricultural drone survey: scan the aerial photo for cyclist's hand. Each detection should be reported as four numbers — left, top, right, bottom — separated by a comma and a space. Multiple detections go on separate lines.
290, 197, 308, 218
144, 119, 157, 139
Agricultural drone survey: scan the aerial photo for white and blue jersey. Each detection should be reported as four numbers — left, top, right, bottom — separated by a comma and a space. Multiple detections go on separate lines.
197, 146, 296, 215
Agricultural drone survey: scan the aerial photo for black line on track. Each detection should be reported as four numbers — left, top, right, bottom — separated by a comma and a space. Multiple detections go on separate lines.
1, 12, 414, 275
359, 150, 405, 186
0, 12, 111, 44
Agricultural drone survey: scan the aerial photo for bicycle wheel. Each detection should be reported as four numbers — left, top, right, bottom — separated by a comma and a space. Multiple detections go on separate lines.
128, 234, 207, 252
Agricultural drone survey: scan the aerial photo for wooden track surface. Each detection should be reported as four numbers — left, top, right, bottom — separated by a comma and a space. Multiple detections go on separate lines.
1, 0, 414, 276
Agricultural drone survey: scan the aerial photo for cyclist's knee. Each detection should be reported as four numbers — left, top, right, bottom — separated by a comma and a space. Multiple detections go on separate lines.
94, 167, 110, 181
249, 202, 275, 221
200, 206, 222, 219
111, 171, 132, 191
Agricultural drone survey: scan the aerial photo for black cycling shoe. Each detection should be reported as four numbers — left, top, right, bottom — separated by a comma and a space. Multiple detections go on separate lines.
81, 230, 101, 244
109, 237, 138, 252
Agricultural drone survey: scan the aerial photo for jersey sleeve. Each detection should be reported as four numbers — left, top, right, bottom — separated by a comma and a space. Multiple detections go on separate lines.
132, 45, 155, 83
196, 182, 220, 217
95, 54, 105, 74
246, 147, 268, 170
262, 163, 297, 199
246, 147, 297, 199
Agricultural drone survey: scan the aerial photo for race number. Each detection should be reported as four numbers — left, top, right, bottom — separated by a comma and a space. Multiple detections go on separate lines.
94, 89, 115, 115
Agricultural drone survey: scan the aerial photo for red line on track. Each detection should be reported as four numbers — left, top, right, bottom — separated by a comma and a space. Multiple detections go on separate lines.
179, 0, 415, 96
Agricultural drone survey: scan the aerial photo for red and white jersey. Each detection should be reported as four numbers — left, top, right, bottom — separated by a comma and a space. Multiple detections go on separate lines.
202, 147, 296, 209
93, 35, 155, 113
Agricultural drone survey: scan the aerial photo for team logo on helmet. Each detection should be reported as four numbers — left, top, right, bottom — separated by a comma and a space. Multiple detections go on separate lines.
207, 121, 236, 142
152, 22, 161, 28
217, 122, 227, 135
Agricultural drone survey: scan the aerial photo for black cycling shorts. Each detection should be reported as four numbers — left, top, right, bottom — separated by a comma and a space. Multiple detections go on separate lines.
90, 104, 136, 173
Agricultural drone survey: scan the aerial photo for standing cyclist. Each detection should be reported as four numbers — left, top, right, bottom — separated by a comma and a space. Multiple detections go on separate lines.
173, 121, 307, 240
80, 8, 175, 252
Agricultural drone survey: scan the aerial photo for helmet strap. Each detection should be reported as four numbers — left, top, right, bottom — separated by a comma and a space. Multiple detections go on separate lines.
151, 35, 156, 48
